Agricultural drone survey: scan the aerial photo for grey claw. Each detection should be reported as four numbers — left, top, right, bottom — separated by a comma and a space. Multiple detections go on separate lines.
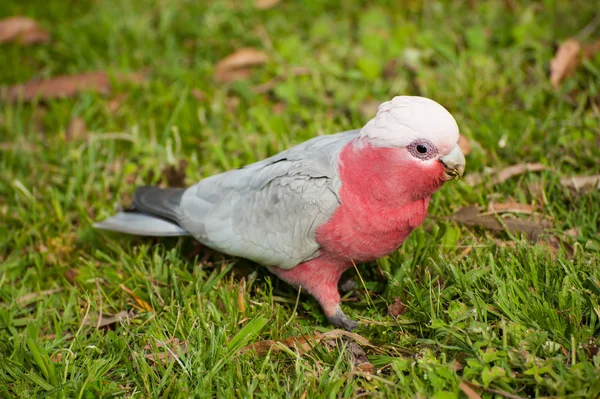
327, 307, 359, 331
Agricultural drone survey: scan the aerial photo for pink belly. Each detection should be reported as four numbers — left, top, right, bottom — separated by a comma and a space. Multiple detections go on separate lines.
316, 197, 430, 263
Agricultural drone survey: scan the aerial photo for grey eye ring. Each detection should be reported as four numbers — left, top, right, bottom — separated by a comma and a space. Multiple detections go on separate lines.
408, 139, 438, 160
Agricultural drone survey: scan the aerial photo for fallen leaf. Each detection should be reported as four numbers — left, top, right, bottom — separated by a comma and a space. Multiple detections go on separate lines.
272, 102, 286, 114
450, 205, 551, 239
345, 340, 374, 374
120, 284, 154, 312
550, 39, 581, 89
459, 381, 482, 399
583, 39, 600, 59
238, 278, 246, 315
107, 93, 129, 114
144, 337, 189, 365
560, 174, 600, 194
465, 163, 546, 186
388, 297, 407, 318
191, 88, 206, 102
0, 141, 37, 152
64, 268, 79, 284
83, 310, 130, 328
458, 134, 472, 156
239, 329, 372, 355
450, 360, 465, 372
65, 117, 87, 141
214, 48, 268, 83
17, 288, 63, 305
487, 201, 536, 215
0, 16, 49, 45
50, 352, 63, 363
383, 59, 400, 80
254, 0, 281, 9
161, 160, 188, 188
1, 71, 145, 102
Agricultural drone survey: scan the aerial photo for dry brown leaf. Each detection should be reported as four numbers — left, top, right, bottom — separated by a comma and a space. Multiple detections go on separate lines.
64, 268, 79, 284
346, 340, 374, 374
107, 93, 129, 114
550, 39, 581, 89
0, 141, 37, 152
459, 381, 482, 399
465, 163, 546, 186
65, 117, 87, 142
191, 88, 206, 102
17, 288, 62, 305
238, 278, 246, 315
458, 135, 472, 156
383, 59, 400, 80
144, 337, 189, 365
583, 39, 600, 59
388, 297, 407, 318
560, 174, 600, 194
214, 48, 268, 83
272, 102, 286, 114
83, 310, 130, 328
450, 360, 464, 372
450, 205, 551, 239
161, 160, 188, 188
487, 201, 536, 215
239, 329, 371, 355
1, 71, 145, 102
120, 284, 154, 312
50, 352, 63, 363
254, 0, 281, 9
0, 16, 49, 44
549, 38, 600, 89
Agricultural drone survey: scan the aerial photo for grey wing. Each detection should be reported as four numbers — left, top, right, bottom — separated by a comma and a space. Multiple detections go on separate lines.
178, 130, 358, 269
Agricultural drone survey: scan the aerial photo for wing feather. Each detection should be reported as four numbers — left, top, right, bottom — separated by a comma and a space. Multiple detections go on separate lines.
179, 130, 358, 269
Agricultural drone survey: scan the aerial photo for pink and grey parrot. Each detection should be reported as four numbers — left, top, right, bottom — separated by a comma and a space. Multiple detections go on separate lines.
94, 96, 465, 330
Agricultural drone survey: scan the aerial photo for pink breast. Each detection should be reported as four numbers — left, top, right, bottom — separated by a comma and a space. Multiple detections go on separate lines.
316, 195, 430, 263
315, 139, 441, 264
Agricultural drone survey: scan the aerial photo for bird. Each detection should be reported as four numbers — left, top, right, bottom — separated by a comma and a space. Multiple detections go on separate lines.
94, 96, 466, 330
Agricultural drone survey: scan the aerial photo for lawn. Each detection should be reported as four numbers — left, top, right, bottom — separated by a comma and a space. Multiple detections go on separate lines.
1, 0, 600, 398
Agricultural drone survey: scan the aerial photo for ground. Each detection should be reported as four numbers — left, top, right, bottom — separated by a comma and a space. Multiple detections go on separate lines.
1, 0, 600, 398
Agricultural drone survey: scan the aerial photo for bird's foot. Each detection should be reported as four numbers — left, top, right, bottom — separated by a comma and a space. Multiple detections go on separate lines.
327, 306, 359, 331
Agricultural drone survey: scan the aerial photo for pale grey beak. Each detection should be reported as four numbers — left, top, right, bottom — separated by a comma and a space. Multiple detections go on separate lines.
440, 144, 466, 181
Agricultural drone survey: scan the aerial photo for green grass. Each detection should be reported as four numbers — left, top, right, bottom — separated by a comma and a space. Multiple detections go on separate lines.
1, 0, 600, 397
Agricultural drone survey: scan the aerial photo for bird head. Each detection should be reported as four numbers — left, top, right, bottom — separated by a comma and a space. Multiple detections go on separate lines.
358, 96, 465, 183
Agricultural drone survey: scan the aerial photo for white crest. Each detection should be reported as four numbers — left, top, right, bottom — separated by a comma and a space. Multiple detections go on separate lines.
359, 96, 459, 154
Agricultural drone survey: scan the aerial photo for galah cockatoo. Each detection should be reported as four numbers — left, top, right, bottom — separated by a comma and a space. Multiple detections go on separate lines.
94, 96, 465, 330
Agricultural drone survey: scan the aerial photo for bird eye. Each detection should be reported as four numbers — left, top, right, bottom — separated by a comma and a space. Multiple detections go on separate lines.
408, 139, 438, 160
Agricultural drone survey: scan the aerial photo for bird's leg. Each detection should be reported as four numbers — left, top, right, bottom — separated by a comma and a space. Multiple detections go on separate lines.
269, 258, 359, 331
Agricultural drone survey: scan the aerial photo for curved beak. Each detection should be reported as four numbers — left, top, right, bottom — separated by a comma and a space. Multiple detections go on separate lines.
440, 144, 466, 181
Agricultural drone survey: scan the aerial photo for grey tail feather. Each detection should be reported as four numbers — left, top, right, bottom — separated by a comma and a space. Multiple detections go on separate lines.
94, 211, 190, 236
132, 186, 185, 225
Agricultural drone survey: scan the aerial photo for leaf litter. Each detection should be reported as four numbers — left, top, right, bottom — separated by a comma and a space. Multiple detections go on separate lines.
550, 38, 600, 89
239, 329, 374, 373
0, 16, 50, 45
465, 163, 546, 186
1, 70, 145, 102
214, 48, 269, 83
